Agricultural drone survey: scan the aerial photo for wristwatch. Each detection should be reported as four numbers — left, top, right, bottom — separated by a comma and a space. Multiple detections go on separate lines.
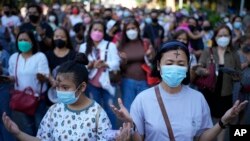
130, 122, 137, 135
219, 119, 227, 129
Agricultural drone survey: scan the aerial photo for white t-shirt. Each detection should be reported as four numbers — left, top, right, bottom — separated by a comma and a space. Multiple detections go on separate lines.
1, 15, 21, 27
8, 52, 49, 95
69, 15, 83, 26
37, 101, 112, 141
130, 84, 213, 141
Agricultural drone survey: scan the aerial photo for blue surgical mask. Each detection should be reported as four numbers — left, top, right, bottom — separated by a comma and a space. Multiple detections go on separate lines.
216, 36, 230, 48
233, 22, 242, 29
145, 17, 152, 24
160, 65, 187, 87
56, 90, 80, 105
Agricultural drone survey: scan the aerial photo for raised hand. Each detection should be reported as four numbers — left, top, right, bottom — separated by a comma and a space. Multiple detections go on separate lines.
221, 100, 248, 124
110, 98, 133, 123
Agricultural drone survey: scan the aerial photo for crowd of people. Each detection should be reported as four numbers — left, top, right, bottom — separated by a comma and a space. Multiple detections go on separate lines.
0, 2, 250, 141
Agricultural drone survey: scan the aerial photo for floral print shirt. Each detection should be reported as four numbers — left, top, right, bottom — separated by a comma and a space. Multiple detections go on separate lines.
37, 101, 111, 141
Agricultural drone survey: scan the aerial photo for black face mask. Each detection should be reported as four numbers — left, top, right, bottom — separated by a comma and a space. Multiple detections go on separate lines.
203, 26, 211, 31
4, 11, 10, 16
29, 15, 40, 23
152, 18, 158, 23
104, 16, 112, 21
54, 39, 66, 48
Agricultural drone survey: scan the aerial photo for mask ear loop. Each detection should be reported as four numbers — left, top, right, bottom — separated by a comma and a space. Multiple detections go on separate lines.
74, 82, 86, 98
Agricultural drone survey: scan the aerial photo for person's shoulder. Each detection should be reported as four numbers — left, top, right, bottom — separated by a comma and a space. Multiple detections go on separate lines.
134, 86, 156, 101
34, 52, 47, 59
182, 85, 206, 100
1, 15, 6, 20
48, 103, 64, 112
108, 41, 117, 48
9, 52, 19, 60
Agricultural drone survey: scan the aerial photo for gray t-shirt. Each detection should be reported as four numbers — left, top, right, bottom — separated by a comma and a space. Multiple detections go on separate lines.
130, 84, 213, 141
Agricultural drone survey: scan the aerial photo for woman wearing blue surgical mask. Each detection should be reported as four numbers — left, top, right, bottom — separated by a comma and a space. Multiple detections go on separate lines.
111, 40, 248, 141
2, 53, 115, 141
196, 25, 242, 141
232, 16, 244, 50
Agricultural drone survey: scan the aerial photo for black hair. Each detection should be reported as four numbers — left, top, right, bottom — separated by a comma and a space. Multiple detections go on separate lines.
188, 17, 198, 26
16, 30, 39, 54
0, 42, 3, 50
151, 9, 158, 14
57, 53, 89, 86
54, 27, 73, 50
151, 40, 190, 85
104, 8, 112, 13
172, 29, 190, 45
27, 3, 43, 15
86, 21, 106, 55
232, 15, 242, 23
73, 23, 86, 34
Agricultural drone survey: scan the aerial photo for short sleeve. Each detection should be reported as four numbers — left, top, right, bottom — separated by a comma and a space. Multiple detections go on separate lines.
195, 96, 213, 137
96, 107, 112, 140
8, 53, 18, 77
36, 105, 56, 141
130, 95, 145, 135
37, 52, 50, 76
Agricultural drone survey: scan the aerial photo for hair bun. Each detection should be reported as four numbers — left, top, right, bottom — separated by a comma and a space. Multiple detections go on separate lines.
74, 53, 89, 65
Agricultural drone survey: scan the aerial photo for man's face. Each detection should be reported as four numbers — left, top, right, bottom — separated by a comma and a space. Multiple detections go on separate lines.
104, 11, 112, 18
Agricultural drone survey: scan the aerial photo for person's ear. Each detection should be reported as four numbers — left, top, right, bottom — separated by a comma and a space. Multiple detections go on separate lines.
78, 82, 87, 93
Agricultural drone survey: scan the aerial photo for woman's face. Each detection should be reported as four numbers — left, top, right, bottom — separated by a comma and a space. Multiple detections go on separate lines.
91, 23, 104, 34
54, 29, 67, 42
158, 49, 188, 87
158, 49, 188, 69
176, 33, 188, 44
18, 33, 32, 43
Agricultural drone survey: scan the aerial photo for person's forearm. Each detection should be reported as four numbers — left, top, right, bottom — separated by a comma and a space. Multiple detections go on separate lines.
16, 131, 40, 141
199, 123, 223, 141
188, 31, 203, 40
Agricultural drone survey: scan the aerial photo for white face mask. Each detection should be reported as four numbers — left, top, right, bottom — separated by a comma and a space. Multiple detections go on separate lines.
216, 36, 230, 48
126, 29, 138, 40
49, 15, 56, 22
